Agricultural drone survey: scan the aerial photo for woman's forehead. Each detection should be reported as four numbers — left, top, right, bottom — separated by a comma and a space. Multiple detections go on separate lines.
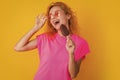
49, 6, 63, 14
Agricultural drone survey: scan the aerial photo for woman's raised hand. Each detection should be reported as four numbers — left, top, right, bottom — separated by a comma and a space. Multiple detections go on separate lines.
34, 14, 47, 31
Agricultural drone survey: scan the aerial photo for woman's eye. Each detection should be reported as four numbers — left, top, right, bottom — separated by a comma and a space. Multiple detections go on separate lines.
55, 11, 60, 17
49, 11, 61, 19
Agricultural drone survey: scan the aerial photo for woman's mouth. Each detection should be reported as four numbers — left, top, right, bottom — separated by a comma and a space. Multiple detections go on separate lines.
53, 20, 60, 26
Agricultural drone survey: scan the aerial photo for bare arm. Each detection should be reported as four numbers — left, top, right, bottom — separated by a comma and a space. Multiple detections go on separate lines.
14, 27, 38, 51
14, 14, 47, 52
68, 54, 82, 79
66, 36, 82, 79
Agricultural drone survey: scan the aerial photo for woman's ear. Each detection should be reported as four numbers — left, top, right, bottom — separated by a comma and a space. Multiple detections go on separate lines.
67, 14, 71, 20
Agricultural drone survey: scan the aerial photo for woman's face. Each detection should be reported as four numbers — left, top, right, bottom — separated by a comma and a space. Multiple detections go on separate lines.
49, 6, 70, 31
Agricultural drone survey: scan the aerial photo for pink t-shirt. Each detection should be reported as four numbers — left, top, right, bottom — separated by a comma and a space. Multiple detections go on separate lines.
34, 33, 90, 80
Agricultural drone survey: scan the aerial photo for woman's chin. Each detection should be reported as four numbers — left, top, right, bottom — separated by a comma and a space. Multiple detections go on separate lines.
53, 25, 60, 30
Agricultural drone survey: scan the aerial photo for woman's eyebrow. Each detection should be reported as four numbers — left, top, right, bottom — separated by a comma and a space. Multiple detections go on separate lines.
49, 10, 61, 14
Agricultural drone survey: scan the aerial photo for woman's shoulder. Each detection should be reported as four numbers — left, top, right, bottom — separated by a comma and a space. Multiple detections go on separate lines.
71, 34, 88, 44
36, 33, 48, 41
37, 32, 52, 38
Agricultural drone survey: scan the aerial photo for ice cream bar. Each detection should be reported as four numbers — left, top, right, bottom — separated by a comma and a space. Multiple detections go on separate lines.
60, 24, 70, 36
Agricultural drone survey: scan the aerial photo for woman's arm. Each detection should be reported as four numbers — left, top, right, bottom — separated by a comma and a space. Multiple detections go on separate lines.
68, 54, 82, 79
14, 14, 47, 52
66, 36, 82, 79
14, 27, 38, 52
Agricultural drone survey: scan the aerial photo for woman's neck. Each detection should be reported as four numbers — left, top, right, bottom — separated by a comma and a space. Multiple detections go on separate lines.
57, 30, 64, 37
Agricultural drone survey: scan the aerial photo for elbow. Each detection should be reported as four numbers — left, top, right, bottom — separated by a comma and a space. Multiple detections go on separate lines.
14, 46, 23, 52
14, 46, 20, 52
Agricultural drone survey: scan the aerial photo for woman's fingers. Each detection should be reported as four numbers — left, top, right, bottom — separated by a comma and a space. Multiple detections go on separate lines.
66, 35, 70, 42
66, 36, 75, 54
35, 14, 47, 26
66, 36, 74, 47
36, 14, 47, 20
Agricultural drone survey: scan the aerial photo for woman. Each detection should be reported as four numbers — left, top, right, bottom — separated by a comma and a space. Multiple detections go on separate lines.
14, 2, 90, 80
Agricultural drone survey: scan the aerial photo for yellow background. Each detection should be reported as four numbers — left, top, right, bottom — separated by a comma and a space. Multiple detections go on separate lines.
0, 0, 120, 80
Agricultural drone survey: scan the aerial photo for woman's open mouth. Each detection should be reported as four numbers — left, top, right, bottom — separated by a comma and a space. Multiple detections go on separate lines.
53, 20, 60, 26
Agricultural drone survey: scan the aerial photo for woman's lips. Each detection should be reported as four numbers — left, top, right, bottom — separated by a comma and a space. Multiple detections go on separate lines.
54, 20, 60, 25
52, 19, 60, 26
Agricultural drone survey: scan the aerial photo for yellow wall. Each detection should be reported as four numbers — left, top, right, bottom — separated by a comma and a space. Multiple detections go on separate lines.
0, 0, 120, 80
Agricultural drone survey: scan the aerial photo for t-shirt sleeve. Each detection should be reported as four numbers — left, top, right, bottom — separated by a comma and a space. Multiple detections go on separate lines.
74, 39, 90, 61
36, 34, 44, 54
